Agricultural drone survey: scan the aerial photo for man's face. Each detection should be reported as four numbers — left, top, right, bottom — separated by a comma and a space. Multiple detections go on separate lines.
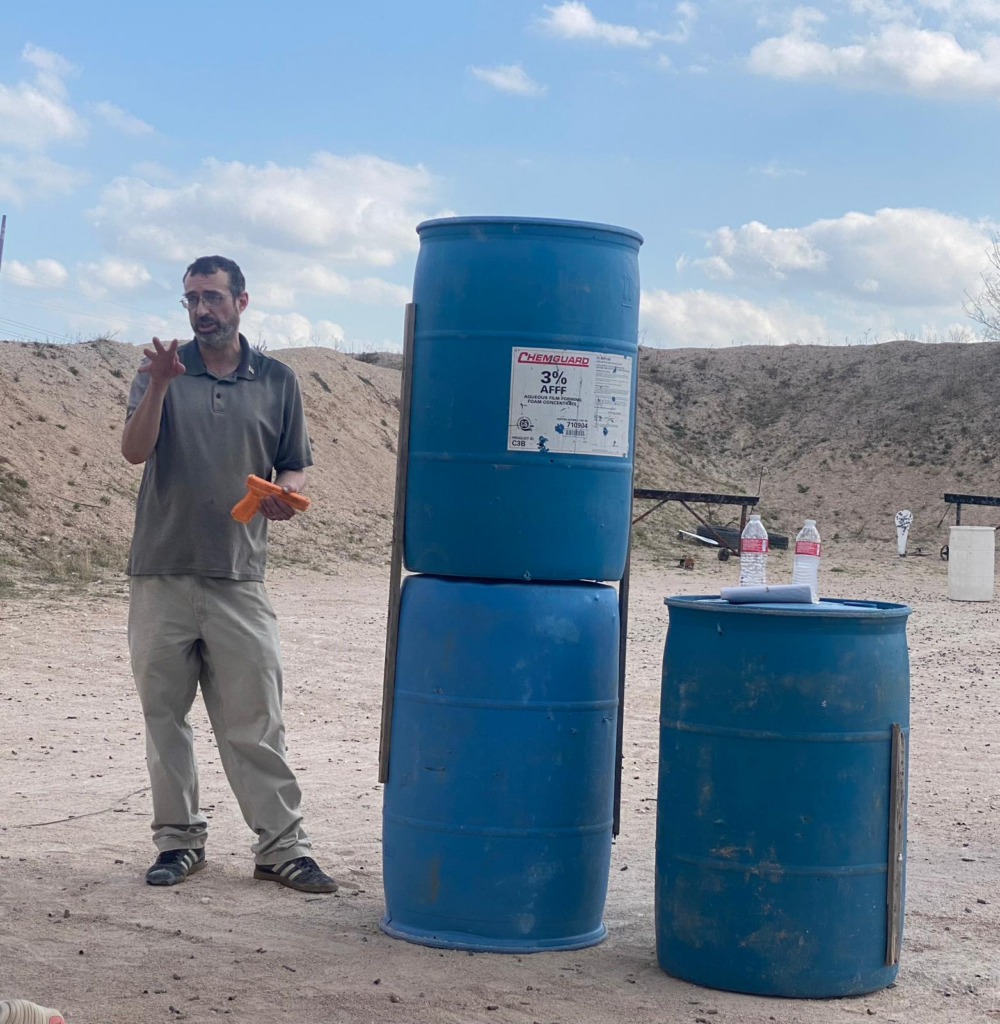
183, 270, 247, 349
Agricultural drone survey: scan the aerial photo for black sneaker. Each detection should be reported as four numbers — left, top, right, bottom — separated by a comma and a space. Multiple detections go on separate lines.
254, 856, 338, 893
145, 848, 206, 886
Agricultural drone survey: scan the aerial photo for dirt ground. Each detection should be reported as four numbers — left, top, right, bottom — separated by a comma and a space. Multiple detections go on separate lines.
1, 552, 998, 1024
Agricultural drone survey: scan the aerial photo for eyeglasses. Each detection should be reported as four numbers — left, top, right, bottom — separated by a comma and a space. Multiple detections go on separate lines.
181, 291, 228, 310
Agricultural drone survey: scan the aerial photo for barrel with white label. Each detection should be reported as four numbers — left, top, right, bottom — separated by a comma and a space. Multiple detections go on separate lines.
404, 216, 642, 582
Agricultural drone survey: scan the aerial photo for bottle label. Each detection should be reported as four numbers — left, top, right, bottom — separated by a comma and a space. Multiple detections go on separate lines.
795, 541, 822, 557
741, 538, 769, 554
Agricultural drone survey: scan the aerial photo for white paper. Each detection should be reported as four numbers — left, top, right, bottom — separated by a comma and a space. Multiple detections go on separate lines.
721, 584, 817, 605
507, 347, 632, 457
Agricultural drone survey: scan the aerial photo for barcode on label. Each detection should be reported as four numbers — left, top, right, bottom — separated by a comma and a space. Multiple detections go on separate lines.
564, 428, 587, 437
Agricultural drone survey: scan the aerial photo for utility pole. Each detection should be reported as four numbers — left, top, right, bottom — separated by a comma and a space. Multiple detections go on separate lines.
0, 214, 6, 274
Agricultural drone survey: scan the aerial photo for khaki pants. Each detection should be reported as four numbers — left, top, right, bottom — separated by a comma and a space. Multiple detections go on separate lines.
128, 574, 311, 865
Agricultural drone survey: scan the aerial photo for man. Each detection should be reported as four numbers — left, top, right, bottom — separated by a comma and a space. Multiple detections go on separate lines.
121, 255, 337, 893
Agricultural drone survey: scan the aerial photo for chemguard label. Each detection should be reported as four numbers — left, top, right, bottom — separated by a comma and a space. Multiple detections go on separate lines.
507, 347, 632, 457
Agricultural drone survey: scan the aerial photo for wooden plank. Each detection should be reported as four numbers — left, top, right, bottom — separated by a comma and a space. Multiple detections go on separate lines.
944, 492, 1000, 508
613, 351, 639, 838
885, 722, 906, 966
613, 541, 631, 838
378, 303, 416, 785
633, 489, 760, 506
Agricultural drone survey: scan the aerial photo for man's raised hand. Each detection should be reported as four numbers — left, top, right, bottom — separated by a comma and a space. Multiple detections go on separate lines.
139, 338, 185, 384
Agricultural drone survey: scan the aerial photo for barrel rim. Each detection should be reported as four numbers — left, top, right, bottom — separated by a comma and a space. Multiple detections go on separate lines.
663, 594, 912, 618
405, 574, 617, 593
378, 915, 609, 953
416, 215, 644, 246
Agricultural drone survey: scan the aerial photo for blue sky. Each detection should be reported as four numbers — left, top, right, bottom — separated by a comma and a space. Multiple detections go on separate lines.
2, 0, 1000, 349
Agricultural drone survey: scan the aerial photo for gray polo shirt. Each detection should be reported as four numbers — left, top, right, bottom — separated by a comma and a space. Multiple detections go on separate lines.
125, 336, 312, 581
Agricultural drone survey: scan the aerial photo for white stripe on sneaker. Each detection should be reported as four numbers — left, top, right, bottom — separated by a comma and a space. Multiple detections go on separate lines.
287, 868, 304, 882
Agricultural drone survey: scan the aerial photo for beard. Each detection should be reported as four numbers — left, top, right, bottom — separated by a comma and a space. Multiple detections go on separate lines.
194, 312, 240, 349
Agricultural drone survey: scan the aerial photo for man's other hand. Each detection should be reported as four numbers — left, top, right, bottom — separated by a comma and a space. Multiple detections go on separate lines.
259, 485, 300, 522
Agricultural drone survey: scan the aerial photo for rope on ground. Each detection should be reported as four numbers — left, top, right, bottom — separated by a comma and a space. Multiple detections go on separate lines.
10, 785, 151, 828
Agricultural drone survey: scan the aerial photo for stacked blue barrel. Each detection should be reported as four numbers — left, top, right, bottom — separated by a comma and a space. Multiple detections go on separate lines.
380, 216, 643, 951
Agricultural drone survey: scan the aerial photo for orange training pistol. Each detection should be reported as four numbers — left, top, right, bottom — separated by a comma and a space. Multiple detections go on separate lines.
231, 474, 310, 523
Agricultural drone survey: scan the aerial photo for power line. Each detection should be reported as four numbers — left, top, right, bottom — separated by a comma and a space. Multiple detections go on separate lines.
0, 266, 169, 319
0, 313, 75, 343
0, 314, 75, 341
0, 327, 37, 343
0, 293, 168, 332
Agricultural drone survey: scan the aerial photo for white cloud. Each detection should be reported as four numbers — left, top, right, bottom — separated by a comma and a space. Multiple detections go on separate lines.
85, 153, 437, 313
129, 161, 176, 182
93, 101, 153, 135
3, 257, 69, 288
76, 257, 154, 298
749, 9, 1000, 98
848, 0, 910, 19
21, 44, 76, 98
754, 159, 807, 177
469, 63, 548, 96
686, 207, 995, 306
0, 154, 87, 205
0, 44, 88, 205
641, 288, 829, 346
0, 44, 86, 151
241, 309, 346, 350
692, 254, 738, 280
695, 221, 827, 280
669, 1, 699, 44
252, 264, 410, 309
88, 153, 443, 268
853, 1, 1000, 25
944, 0, 1000, 23
536, 1, 695, 48
291, 265, 410, 305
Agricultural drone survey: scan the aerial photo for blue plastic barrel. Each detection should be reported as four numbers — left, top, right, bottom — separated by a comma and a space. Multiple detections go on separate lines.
404, 216, 642, 583
381, 574, 619, 951
656, 597, 911, 998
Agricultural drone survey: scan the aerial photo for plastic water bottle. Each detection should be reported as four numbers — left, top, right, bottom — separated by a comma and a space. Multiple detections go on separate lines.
0, 1001, 66, 1024
739, 514, 769, 586
792, 519, 822, 602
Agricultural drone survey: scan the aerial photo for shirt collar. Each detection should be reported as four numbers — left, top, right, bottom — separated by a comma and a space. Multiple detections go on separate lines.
236, 335, 256, 379
181, 334, 256, 380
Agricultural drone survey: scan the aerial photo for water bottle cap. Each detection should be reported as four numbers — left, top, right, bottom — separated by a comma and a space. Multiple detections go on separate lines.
805, 519, 816, 526
749, 514, 761, 521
